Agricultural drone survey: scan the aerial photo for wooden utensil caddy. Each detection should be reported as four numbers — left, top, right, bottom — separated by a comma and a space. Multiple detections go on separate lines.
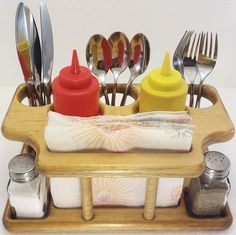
1, 83, 235, 232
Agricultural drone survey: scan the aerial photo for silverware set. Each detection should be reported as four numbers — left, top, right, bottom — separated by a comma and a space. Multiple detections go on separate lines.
173, 31, 218, 108
15, 2, 53, 106
86, 32, 150, 106
15, 3, 217, 110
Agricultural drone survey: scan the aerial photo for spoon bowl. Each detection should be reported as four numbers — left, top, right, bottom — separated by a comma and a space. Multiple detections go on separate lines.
108, 32, 130, 106
86, 34, 111, 105
120, 33, 150, 106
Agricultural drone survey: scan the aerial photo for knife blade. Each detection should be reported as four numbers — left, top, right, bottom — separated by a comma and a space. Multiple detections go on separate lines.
15, 2, 36, 106
24, 5, 44, 105
40, 1, 54, 104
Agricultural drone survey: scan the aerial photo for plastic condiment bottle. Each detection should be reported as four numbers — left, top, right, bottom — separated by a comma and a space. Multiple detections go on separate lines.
139, 52, 188, 112
52, 50, 100, 116
139, 52, 188, 213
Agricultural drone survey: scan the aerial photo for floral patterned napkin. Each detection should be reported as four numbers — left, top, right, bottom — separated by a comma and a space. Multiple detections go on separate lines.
45, 111, 194, 152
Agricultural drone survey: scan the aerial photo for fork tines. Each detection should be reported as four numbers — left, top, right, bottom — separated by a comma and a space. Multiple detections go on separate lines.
199, 32, 218, 60
173, 31, 218, 108
195, 31, 218, 108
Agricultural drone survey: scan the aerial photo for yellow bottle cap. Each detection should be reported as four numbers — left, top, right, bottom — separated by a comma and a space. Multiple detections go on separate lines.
148, 52, 182, 91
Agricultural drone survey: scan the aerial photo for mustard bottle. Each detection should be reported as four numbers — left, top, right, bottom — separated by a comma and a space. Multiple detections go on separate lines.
139, 52, 188, 112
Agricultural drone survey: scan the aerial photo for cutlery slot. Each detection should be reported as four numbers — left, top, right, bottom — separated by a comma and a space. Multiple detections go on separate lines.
186, 84, 218, 108
15, 83, 218, 111
100, 83, 140, 115
14, 84, 53, 107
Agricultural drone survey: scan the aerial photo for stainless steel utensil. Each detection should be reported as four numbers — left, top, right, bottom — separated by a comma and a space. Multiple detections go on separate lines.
173, 31, 193, 78
182, 32, 200, 107
86, 34, 111, 105
15, 2, 36, 106
108, 32, 130, 106
195, 32, 218, 108
40, 1, 54, 105
24, 5, 43, 106
15, 2, 53, 106
120, 33, 150, 106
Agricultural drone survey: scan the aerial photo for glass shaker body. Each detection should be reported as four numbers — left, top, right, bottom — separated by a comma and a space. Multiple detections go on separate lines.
188, 176, 230, 216
7, 154, 48, 219
188, 151, 231, 217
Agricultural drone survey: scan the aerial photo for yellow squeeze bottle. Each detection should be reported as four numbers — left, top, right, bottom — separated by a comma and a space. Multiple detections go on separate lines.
139, 52, 188, 112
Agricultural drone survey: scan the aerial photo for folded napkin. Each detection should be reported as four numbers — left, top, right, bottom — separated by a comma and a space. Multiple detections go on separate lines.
50, 177, 184, 208
44, 111, 194, 152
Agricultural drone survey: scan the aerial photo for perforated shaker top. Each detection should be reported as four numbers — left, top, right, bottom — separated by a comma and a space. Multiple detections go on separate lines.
204, 151, 230, 179
8, 154, 38, 183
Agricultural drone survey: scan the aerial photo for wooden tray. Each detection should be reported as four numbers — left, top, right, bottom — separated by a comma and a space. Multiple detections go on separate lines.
3, 195, 232, 232
1, 84, 235, 177
1, 84, 235, 232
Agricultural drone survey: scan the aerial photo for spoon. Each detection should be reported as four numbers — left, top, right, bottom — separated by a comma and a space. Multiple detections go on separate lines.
86, 34, 111, 105
120, 33, 150, 106
108, 32, 130, 106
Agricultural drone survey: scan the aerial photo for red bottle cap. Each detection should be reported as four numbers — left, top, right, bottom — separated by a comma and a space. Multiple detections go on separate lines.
52, 50, 100, 117
59, 50, 91, 89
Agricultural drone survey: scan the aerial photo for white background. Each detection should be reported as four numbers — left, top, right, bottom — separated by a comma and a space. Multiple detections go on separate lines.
0, 0, 236, 234
1, 0, 236, 86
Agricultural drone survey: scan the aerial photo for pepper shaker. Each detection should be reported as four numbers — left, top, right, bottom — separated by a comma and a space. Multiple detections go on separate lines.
7, 154, 48, 218
188, 151, 231, 217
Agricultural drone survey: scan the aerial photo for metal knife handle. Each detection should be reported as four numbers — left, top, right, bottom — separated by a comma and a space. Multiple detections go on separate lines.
35, 84, 44, 106
43, 83, 52, 105
25, 83, 36, 106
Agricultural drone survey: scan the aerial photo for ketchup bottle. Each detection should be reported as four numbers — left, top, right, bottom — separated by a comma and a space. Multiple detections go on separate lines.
52, 50, 100, 116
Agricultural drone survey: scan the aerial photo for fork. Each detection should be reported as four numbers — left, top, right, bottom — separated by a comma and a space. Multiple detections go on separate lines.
195, 32, 218, 108
173, 31, 193, 78
182, 32, 201, 107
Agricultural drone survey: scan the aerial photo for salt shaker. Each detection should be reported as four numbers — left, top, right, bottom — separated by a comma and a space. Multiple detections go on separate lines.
188, 151, 231, 217
7, 154, 48, 218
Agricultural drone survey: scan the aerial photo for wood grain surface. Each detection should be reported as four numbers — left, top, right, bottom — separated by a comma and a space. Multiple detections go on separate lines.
1, 84, 235, 177
2, 196, 232, 232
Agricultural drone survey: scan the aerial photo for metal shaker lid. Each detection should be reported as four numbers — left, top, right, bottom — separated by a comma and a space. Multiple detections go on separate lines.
8, 154, 38, 183
203, 151, 230, 180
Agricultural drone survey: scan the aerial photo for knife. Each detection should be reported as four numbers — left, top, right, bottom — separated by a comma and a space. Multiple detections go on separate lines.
40, 1, 54, 105
24, 5, 44, 105
15, 2, 36, 106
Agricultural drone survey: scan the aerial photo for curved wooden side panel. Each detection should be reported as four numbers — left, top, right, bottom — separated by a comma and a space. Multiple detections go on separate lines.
1, 84, 235, 177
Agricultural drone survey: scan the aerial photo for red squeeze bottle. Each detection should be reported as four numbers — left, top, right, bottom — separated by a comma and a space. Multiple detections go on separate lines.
52, 50, 100, 116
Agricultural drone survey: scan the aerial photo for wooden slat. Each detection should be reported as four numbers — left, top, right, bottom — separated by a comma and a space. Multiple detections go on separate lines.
144, 177, 158, 220
3, 197, 232, 232
81, 177, 93, 220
